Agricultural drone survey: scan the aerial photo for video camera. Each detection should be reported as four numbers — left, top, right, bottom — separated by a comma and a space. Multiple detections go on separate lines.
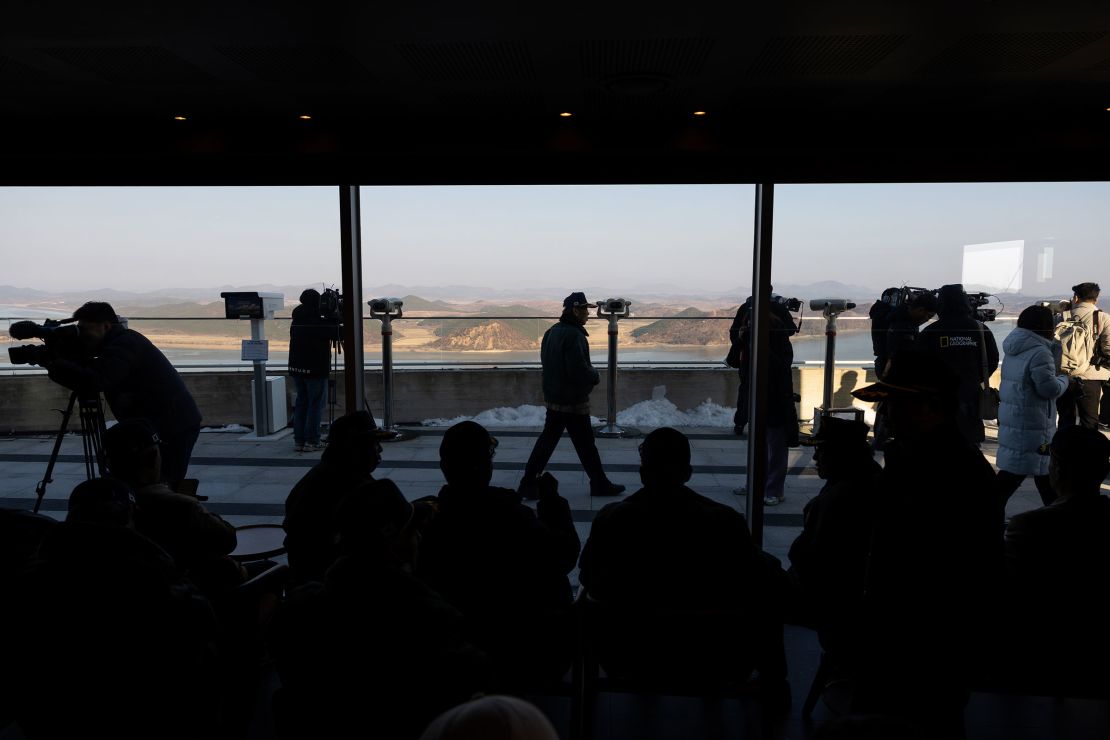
773, 295, 803, 313
7, 318, 84, 366
965, 291, 998, 322
319, 287, 342, 322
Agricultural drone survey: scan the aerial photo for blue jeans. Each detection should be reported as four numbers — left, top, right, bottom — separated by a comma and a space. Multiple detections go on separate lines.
292, 375, 327, 444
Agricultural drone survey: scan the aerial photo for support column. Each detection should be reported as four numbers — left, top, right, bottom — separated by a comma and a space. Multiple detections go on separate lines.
339, 185, 365, 415
746, 183, 774, 547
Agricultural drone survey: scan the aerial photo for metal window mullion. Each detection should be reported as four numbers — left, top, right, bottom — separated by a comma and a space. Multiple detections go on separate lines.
339, 185, 366, 414
745, 183, 775, 547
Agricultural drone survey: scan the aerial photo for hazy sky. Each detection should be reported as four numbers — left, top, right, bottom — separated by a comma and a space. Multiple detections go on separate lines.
2, 182, 1108, 297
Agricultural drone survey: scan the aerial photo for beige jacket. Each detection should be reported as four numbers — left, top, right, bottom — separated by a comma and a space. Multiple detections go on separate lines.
1070, 302, 1110, 381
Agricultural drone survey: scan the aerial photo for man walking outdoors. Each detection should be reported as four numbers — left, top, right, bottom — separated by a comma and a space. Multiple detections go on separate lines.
519, 292, 625, 499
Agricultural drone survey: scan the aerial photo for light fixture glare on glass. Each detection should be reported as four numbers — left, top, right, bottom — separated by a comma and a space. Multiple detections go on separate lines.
693, 110, 707, 116
173, 115, 187, 121
299, 114, 312, 120
559, 111, 573, 117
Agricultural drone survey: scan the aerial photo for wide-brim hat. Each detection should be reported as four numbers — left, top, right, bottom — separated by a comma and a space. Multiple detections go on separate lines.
852, 350, 960, 403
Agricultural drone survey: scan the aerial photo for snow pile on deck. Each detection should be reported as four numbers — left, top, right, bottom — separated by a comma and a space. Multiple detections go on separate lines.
423, 386, 734, 428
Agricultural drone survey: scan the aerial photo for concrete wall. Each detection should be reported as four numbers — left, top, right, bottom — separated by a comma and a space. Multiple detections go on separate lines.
3, 365, 952, 433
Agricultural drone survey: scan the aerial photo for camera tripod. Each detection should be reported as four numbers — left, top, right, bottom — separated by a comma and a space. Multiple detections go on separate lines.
34, 390, 108, 514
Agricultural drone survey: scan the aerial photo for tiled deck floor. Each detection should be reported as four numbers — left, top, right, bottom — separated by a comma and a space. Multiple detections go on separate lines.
2, 426, 1106, 739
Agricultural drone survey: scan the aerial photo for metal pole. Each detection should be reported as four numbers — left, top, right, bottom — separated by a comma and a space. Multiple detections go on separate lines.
606, 313, 617, 426
595, 302, 638, 438
822, 311, 838, 413
339, 185, 365, 415
746, 183, 774, 547
381, 313, 394, 430
251, 318, 268, 436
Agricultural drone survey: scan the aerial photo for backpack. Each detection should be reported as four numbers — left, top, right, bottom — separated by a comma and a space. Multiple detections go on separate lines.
1055, 309, 1102, 376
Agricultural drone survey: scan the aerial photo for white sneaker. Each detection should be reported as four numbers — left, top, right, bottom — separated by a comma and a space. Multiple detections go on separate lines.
732, 486, 748, 496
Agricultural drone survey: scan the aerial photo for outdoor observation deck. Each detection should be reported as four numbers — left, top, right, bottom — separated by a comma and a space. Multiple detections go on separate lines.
2, 425, 1109, 739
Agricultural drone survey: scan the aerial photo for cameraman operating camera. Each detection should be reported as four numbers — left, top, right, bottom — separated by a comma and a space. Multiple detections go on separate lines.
288, 288, 341, 452
42, 301, 202, 489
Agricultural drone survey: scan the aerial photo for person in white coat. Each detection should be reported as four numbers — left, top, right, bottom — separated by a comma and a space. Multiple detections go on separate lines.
997, 305, 1070, 508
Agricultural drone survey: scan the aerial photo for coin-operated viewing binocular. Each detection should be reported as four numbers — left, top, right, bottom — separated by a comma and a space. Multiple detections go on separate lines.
368, 298, 404, 318
596, 297, 631, 318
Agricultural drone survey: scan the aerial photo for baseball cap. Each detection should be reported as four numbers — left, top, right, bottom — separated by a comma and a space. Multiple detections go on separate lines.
103, 419, 161, 460
563, 292, 589, 309
799, 416, 870, 448
1039, 425, 1110, 462
326, 410, 379, 446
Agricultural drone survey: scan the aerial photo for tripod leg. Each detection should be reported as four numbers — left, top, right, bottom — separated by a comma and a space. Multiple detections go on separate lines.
34, 391, 77, 514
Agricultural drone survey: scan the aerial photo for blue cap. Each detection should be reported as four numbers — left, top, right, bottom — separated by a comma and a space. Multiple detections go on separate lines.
563, 292, 589, 309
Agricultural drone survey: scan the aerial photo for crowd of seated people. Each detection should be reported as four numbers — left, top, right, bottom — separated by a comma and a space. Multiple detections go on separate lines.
2, 347, 1108, 740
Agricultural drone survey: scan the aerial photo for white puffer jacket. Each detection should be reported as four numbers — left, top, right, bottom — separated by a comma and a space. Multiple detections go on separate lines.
997, 327, 1069, 476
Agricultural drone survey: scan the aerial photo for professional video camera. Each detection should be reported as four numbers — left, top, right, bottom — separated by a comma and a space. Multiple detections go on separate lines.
773, 295, 803, 312
319, 286, 343, 322
965, 291, 998, 322
7, 318, 84, 366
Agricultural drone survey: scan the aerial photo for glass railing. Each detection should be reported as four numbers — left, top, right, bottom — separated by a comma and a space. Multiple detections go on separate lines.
1, 313, 1019, 374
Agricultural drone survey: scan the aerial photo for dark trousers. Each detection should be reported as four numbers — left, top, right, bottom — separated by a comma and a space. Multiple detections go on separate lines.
996, 470, 1056, 509
734, 371, 749, 430
523, 409, 608, 486
1057, 377, 1103, 430
160, 425, 199, 489
292, 375, 328, 444
1101, 380, 1110, 425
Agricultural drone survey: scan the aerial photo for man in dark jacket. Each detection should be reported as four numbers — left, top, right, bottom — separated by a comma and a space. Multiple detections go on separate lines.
882, 291, 938, 375
45, 301, 202, 488
518, 292, 624, 498
578, 427, 788, 697
918, 284, 1000, 446
787, 417, 881, 667
288, 288, 340, 452
728, 289, 797, 436
420, 421, 580, 687
851, 350, 1003, 736
283, 410, 398, 585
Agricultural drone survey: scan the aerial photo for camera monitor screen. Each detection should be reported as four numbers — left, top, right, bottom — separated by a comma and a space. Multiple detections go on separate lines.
222, 293, 264, 319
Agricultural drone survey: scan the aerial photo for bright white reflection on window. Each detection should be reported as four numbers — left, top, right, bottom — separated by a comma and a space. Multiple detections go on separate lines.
962, 240, 1024, 294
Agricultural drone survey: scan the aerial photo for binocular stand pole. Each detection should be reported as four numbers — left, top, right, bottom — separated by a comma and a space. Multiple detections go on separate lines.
595, 311, 638, 439
375, 313, 411, 442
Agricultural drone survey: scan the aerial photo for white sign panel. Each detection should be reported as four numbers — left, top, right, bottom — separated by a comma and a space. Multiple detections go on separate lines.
241, 339, 269, 361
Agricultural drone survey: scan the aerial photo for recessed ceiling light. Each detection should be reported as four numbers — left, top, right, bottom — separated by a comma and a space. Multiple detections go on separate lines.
173, 115, 187, 121
693, 110, 707, 116
559, 111, 573, 118
299, 114, 312, 120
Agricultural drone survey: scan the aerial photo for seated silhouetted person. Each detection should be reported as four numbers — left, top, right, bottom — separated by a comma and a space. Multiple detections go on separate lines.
419, 695, 560, 740
6, 519, 221, 740
104, 419, 241, 594
269, 482, 487, 740
418, 421, 580, 687
850, 351, 1003, 737
1001, 426, 1110, 693
283, 410, 397, 585
578, 426, 787, 688
787, 417, 881, 667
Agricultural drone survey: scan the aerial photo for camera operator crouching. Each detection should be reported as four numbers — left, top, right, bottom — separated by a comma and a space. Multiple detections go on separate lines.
44, 301, 202, 489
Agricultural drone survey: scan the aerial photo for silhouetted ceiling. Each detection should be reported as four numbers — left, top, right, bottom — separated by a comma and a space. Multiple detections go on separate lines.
4, 1, 1110, 184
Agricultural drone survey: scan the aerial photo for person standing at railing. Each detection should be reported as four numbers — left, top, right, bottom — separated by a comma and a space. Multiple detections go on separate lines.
518, 292, 625, 499
288, 289, 340, 452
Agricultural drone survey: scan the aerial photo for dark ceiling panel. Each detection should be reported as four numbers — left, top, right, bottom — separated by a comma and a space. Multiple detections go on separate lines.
396, 41, 535, 81
217, 45, 373, 84
1090, 54, 1110, 71
921, 32, 1107, 76
583, 87, 693, 118
748, 35, 908, 77
579, 38, 714, 79
0, 55, 56, 84
38, 46, 210, 83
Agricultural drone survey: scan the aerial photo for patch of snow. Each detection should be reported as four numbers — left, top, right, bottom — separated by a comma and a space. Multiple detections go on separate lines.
200, 424, 253, 433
